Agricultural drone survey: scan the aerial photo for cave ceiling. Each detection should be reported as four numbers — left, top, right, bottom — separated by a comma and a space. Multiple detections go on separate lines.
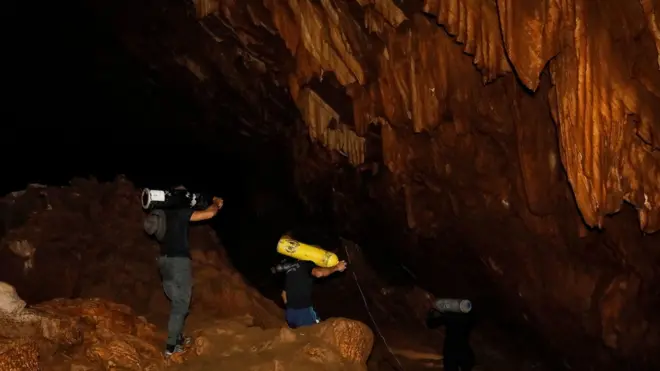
94, 0, 660, 234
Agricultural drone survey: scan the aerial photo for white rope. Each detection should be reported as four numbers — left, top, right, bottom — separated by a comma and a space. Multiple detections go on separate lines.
343, 242, 405, 371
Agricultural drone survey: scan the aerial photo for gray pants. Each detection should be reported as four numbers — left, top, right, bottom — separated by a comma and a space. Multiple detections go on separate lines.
158, 256, 192, 346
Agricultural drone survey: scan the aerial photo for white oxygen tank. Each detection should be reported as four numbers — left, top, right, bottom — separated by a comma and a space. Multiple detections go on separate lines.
434, 299, 472, 313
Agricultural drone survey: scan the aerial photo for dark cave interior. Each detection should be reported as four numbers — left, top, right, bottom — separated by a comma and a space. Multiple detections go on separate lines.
3, 1, 660, 371
4, 2, 538, 370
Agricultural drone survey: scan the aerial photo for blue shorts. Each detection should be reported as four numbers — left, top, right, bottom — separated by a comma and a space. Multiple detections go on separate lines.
285, 307, 320, 329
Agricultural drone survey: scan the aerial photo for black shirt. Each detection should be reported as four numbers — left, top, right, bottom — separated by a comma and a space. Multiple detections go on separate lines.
284, 260, 315, 309
160, 208, 194, 258
426, 309, 474, 344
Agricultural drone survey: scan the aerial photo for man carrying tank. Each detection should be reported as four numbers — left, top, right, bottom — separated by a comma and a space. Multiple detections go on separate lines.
276, 225, 347, 328
281, 256, 347, 328
144, 186, 224, 357
426, 304, 475, 371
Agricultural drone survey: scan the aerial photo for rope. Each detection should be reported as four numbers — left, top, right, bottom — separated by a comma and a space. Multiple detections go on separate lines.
343, 242, 405, 371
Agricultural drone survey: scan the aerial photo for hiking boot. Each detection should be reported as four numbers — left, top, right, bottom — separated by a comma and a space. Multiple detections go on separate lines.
177, 335, 192, 346
164, 344, 185, 357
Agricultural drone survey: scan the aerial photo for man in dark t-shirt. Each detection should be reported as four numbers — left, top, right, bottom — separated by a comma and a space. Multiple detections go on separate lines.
144, 188, 224, 357
282, 258, 346, 328
160, 208, 194, 257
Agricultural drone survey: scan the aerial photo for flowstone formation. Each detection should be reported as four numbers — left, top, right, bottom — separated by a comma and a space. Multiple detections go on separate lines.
69, 0, 660, 368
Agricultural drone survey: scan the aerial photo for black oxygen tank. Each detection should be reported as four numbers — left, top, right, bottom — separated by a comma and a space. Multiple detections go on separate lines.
141, 188, 211, 210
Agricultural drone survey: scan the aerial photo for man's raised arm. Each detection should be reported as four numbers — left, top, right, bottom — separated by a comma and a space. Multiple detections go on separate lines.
190, 197, 224, 222
311, 260, 347, 278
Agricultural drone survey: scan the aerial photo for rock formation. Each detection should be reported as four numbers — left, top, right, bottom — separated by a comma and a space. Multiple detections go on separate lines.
0, 179, 374, 370
16, 0, 660, 369
0, 284, 373, 371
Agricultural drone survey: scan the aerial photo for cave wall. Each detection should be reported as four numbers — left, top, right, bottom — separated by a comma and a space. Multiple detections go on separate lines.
81, 0, 660, 368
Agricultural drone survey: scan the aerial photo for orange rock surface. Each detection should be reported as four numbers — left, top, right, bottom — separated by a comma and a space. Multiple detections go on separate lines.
170, 316, 372, 370
0, 283, 373, 371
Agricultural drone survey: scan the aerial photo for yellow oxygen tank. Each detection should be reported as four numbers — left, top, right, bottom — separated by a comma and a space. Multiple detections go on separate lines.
276, 235, 339, 268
